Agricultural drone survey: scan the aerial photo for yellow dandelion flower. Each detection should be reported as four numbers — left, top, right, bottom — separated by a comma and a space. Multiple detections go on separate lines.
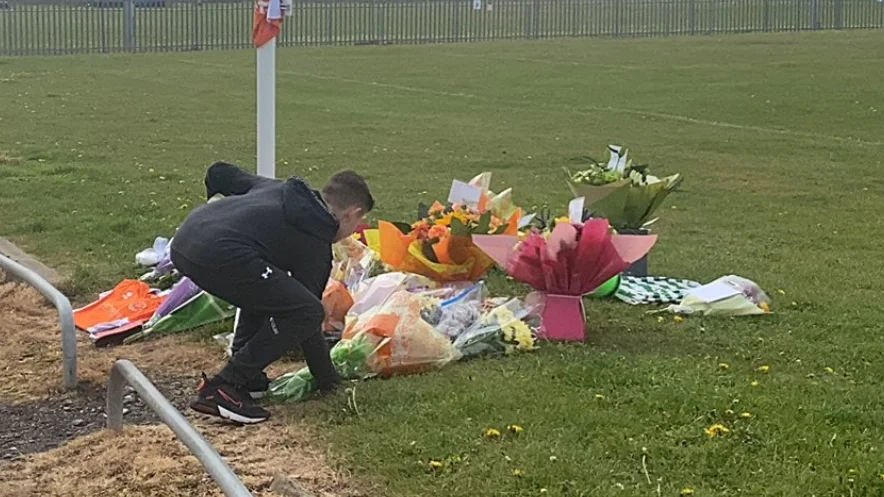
879, 473, 884, 481
704, 423, 730, 438
594, 393, 606, 400
540, 489, 548, 494
757, 365, 770, 373
719, 363, 730, 370
507, 424, 524, 435
673, 315, 685, 324
825, 367, 836, 374
751, 380, 760, 387
549, 455, 558, 462
760, 302, 771, 313
484, 428, 502, 439
681, 488, 695, 496
777, 289, 786, 295
428, 460, 444, 470
657, 316, 665, 323
512, 469, 524, 478
741, 412, 753, 419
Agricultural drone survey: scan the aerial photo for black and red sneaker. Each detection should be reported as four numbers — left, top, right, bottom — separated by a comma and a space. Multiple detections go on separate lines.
190, 373, 270, 424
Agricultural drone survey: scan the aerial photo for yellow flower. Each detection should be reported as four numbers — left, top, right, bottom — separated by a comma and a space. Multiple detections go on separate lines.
704, 423, 730, 438
681, 489, 695, 496
428, 460, 444, 470
657, 316, 665, 323
759, 302, 771, 313
725, 409, 735, 416
540, 489, 548, 494
879, 473, 884, 481
512, 469, 524, 478
554, 216, 570, 225
741, 412, 753, 419
777, 289, 786, 295
825, 367, 836, 374
507, 424, 524, 435
757, 365, 770, 373
484, 428, 501, 439
502, 321, 537, 352
751, 380, 760, 387
673, 316, 685, 324
718, 363, 730, 370
594, 394, 605, 400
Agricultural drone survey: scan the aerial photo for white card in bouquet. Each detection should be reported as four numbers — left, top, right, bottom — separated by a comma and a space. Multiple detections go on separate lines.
687, 281, 740, 303
568, 196, 585, 224
448, 180, 483, 207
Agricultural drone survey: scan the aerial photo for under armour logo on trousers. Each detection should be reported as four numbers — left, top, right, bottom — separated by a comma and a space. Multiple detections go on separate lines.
261, 267, 273, 279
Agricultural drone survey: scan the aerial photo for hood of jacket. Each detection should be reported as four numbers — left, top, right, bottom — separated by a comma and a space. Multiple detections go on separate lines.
282, 177, 340, 243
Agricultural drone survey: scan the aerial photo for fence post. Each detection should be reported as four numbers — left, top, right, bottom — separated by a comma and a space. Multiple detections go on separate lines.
763, 0, 770, 31
689, 0, 697, 34
123, 0, 137, 51
532, 0, 540, 38
811, 0, 820, 29
834, 0, 843, 28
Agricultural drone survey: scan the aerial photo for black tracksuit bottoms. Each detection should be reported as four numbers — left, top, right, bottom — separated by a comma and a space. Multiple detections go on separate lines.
169, 248, 339, 389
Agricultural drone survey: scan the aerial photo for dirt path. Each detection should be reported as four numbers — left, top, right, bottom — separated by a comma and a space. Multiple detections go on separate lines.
0, 273, 367, 497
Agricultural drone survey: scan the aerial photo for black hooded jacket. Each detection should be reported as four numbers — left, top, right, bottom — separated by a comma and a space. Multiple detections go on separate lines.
170, 162, 339, 298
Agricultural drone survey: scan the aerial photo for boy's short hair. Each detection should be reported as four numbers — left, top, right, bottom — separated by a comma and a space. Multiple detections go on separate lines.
321, 170, 375, 213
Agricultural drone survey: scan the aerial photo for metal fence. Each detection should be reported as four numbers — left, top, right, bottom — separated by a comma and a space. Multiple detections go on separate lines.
2, 0, 883, 55
106, 360, 253, 497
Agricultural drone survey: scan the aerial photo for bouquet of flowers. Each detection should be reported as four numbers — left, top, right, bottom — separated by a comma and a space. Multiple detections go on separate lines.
378, 201, 519, 282
476, 216, 657, 342
566, 144, 683, 230
266, 332, 379, 402
453, 297, 542, 359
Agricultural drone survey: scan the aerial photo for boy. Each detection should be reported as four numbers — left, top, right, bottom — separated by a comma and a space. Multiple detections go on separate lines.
169, 161, 374, 424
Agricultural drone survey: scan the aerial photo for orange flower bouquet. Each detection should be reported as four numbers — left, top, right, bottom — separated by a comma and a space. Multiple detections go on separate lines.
379, 201, 519, 282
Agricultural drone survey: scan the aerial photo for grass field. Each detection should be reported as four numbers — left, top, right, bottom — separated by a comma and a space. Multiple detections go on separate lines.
2, 29, 884, 496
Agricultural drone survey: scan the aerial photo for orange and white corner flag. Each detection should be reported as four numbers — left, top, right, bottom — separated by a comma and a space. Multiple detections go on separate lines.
253, 0, 283, 48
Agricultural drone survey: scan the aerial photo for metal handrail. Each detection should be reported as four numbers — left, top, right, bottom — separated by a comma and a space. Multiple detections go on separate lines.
0, 253, 77, 390
106, 360, 254, 497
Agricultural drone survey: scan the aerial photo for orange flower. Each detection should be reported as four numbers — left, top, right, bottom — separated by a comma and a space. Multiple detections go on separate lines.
428, 224, 449, 240
428, 201, 445, 215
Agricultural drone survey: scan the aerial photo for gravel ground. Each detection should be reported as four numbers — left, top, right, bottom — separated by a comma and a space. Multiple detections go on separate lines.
0, 374, 197, 461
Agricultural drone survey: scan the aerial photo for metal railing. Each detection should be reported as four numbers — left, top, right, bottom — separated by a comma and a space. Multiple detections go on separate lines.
0, 253, 77, 390
106, 359, 254, 497
1, 0, 882, 56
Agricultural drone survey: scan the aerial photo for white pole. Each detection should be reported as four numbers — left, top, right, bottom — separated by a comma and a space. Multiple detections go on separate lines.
256, 37, 276, 179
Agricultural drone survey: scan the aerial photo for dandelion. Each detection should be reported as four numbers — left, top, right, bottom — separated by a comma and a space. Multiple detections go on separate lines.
719, 363, 730, 370
725, 409, 735, 416
512, 469, 524, 478
549, 456, 558, 462
879, 473, 884, 481
741, 412, 753, 419
777, 289, 786, 295
751, 380, 760, 387
757, 365, 771, 373
484, 428, 501, 439
674, 316, 685, 324
595, 394, 606, 400
760, 302, 771, 313
704, 423, 730, 438
681, 489, 695, 496
507, 424, 524, 435
428, 460, 443, 470
825, 367, 836, 374
657, 316, 665, 323
540, 489, 548, 494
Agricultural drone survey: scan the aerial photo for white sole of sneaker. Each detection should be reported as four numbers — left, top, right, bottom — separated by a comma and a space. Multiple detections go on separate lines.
217, 405, 269, 424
